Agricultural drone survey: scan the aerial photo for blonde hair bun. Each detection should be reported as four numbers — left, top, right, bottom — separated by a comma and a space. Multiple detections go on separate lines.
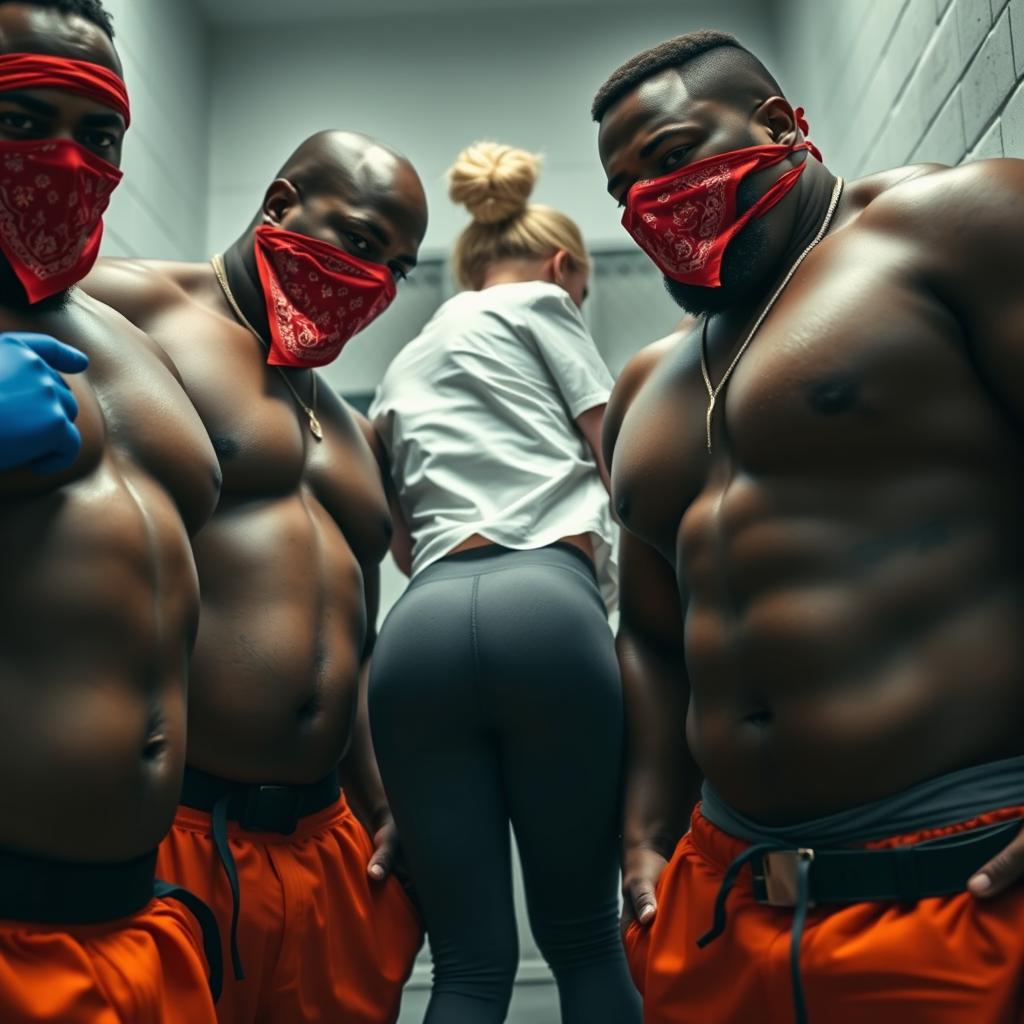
448, 142, 541, 225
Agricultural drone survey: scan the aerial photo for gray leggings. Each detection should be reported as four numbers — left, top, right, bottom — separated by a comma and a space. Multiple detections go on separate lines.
369, 544, 640, 1024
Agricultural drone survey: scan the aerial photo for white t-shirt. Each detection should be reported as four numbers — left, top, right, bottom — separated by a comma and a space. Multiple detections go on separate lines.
370, 280, 618, 608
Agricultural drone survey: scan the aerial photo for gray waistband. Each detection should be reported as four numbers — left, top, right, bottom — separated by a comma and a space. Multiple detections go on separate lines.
700, 755, 1024, 847
411, 543, 598, 588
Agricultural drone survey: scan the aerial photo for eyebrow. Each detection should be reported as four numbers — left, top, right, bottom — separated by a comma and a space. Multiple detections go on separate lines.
606, 124, 700, 198
346, 214, 418, 269
81, 112, 126, 129
0, 91, 58, 116
638, 125, 697, 158
0, 91, 125, 130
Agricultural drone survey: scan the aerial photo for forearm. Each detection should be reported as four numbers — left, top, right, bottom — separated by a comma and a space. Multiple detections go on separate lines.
337, 659, 391, 835
619, 630, 699, 856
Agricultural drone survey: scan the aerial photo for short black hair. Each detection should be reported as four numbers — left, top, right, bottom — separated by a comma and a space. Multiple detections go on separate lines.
0, 0, 114, 39
592, 30, 783, 122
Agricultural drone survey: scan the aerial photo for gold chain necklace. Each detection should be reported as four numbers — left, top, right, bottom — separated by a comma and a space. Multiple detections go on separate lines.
700, 176, 844, 453
210, 253, 323, 441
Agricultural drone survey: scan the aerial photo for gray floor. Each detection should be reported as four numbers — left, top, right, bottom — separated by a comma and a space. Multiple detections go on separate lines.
397, 980, 560, 1024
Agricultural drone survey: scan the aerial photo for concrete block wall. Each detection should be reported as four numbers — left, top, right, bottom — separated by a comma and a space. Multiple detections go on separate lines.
778, 0, 1024, 177
100, 0, 211, 260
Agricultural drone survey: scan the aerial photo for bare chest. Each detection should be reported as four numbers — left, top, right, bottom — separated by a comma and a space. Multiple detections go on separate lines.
152, 305, 390, 563
1, 299, 220, 530
612, 246, 1009, 562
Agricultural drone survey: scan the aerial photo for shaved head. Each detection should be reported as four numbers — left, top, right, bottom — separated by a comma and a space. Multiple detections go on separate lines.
250, 129, 428, 283
276, 130, 427, 232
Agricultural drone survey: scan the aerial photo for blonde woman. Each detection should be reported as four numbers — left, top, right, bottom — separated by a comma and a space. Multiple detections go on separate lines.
368, 144, 640, 1024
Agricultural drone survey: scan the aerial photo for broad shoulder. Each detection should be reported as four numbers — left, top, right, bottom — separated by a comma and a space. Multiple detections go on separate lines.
66, 286, 183, 382
83, 257, 201, 325
603, 323, 696, 465
856, 158, 1024, 238
852, 158, 1024, 304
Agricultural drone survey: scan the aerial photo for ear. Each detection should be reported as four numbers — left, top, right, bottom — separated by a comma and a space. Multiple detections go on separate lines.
261, 178, 302, 226
751, 97, 798, 147
551, 249, 571, 284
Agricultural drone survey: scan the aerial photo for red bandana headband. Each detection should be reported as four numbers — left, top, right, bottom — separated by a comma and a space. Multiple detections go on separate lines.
0, 52, 130, 125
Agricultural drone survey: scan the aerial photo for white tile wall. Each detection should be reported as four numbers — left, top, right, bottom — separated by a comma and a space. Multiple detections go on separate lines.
100, 0, 211, 260
782, 0, 1024, 173
961, 7, 1015, 145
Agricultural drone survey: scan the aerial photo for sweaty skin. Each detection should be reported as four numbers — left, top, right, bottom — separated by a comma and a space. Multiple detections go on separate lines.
600, 70, 1024, 839
83, 136, 428, 817
0, 10, 220, 862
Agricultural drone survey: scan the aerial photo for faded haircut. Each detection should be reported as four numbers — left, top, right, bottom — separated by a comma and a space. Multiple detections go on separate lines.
592, 30, 784, 122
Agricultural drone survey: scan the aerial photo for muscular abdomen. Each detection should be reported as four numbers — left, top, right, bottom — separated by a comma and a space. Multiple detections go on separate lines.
184, 489, 366, 784
0, 461, 198, 861
681, 462, 1024, 823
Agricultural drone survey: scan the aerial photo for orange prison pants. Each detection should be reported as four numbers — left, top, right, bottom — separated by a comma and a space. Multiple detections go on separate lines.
0, 896, 218, 1023
157, 792, 422, 1024
626, 804, 1024, 1023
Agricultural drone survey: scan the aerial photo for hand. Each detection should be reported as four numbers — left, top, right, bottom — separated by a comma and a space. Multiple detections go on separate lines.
367, 816, 400, 883
968, 821, 1024, 898
0, 332, 89, 475
622, 844, 669, 930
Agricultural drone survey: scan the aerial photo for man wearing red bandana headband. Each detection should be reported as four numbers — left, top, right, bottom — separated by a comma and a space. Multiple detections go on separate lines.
0, 2, 225, 1022
85, 130, 428, 1023
594, 28, 1024, 1024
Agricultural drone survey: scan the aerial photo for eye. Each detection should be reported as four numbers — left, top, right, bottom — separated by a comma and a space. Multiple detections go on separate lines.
0, 113, 39, 133
345, 232, 371, 255
79, 129, 119, 152
661, 146, 692, 172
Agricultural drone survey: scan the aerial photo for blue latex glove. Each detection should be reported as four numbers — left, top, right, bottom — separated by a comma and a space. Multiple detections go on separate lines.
0, 332, 89, 474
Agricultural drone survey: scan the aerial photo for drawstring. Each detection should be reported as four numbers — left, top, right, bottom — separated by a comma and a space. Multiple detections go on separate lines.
153, 880, 224, 1002
789, 853, 814, 1024
212, 795, 245, 981
698, 842, 813, 1024
697, 843, 778, 948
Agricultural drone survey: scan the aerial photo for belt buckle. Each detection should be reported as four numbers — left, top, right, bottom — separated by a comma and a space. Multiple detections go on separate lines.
757, 848, 816, 908
239, 785, 301, 835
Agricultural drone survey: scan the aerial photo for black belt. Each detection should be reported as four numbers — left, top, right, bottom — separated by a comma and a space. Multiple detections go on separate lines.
696, 817, 1023, 1024
179, 766, 341, 983
0, 847, 157, 924
0, 845, 222, 1002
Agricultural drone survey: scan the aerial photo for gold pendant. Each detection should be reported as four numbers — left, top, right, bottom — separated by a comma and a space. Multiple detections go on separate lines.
308, 413, 324, 441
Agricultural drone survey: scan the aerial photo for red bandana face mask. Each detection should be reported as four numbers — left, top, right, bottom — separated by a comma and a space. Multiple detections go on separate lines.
254, 224, 398, 368
622, 110, 823, 288
0, 54, 130, 303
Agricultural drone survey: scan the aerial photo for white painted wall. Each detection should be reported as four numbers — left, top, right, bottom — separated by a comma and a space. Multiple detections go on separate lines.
780, 0, 1024, 176
205, 3, 782, 259
100, 0, 211, 260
